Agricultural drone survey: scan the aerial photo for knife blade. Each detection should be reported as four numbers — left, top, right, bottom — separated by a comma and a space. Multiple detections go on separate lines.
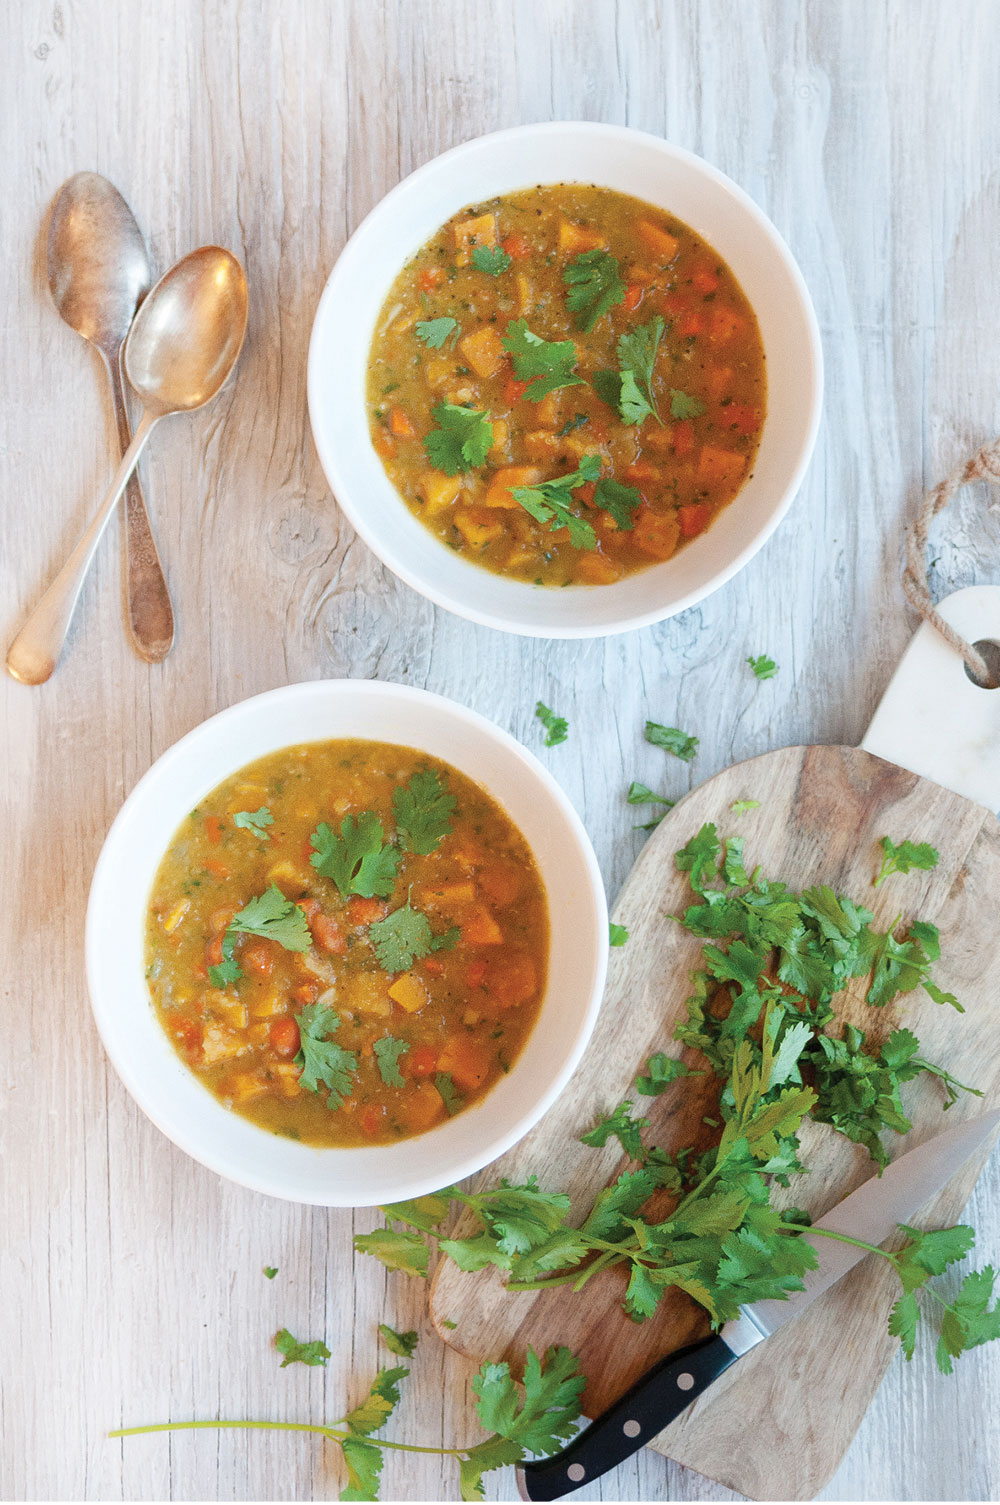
517, 1107, 1000, 1501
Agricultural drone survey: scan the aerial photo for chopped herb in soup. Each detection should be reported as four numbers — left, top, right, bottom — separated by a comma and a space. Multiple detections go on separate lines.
367, 183, 766, 586
145, 741, 548, 1146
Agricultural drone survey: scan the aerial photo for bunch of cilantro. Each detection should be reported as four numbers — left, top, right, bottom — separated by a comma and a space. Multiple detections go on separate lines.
357, 824, 1000, 1375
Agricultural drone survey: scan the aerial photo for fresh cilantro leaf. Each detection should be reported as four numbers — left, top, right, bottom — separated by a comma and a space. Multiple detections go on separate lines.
369, 904, 433, 972
536, 701, 569, 746
593, 478, 641, 530
591, 367, 625, 414
674, 822, 720, 891
627, 781, 675, 808
557, 413, 589, 437
458, 1437, 523, 1500
430, 925, 461, 952
342, 1365, 409, 1436
423, 402, 494, 474
378, 1323, 418, 1358
472, 1345, 584, 1455
352, 1225, 430, 1277
645, 721, 698, 761
415, 316, 459, 349
263, 1266, 278, 1279
609, 923, 629, 947
730, 798, 761, 815
669, 388, 707, 419
440, 1318, 458, 1330
382, 1190, 455, 1231
580, 1100, 648, 1160
339, 1436, 384, 1501
392, 767, 457, 854
747, 654, 778, 680
874, 836, 940, 888
471, 244, 511, 275
435, 1072, 463, 1116
617, 317, 664, 423
275, 1328, 331, 1368
295, 1003, 358, 1109
233, 806, 274, 839
229, 885, 312, 951
562, 249, 626, 331
635, 1052, 702, 1095
511, 456, 601, 549
310, 812, 400, 899
208, 938, 243, 989
502, 319, 584, 401
373, 1035, 409, 1087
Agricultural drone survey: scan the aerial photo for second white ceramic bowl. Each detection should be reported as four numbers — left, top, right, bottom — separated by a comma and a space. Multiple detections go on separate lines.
308, 121, 823, 638
86, 681, 608, 1206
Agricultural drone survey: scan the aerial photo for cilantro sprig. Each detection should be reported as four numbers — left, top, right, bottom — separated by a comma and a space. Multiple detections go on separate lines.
471, 244, 511, 275
502, 320, 584, 401
392, 768, 456, 855
562, 249, 626, 331
423, 403, 494, 474
415, 316, 460, 349
295, 1002, 358, 1110
535, 701, 568, 747
310, 812, 400, 899
510, 454, 601, 549
275, 1329, 331, 1368
594, 317, 665, 425
747, 654, 778, 681
645, 720, 698, 761
233, 806, 273, 840
874, 836, 940, 888
208, 885, 312, 988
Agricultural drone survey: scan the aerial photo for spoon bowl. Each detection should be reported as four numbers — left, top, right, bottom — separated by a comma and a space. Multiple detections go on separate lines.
47, 171, 151, 353
125, 246, 249, 414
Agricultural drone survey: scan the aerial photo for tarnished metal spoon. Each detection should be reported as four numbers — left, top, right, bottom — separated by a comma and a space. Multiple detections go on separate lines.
7, 247, 248, 685
47, 172, 175, 662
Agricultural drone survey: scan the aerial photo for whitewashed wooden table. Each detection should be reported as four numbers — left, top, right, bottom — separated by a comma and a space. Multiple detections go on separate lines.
3, 1, 1000, 1499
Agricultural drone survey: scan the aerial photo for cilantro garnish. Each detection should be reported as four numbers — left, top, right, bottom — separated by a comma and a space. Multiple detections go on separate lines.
669, 388, 707, 420
294, 1003, 358, 1109
378, 1323, 418, 1358
874, 836, 940, 888
435, 1072, 463, 1116
535, 701, 568, 747
562, 249, 626, 331
747, 653, 778, 680
275, 1329, 331, 1368
593, 478, 641, 530
392, 768, 456, 855
431, 926, 461, 952
373, 1034, 409, 1088
635, 1053, 702, 1095
609, 923, 629, 947
471, 244, 511, 275
616, 317, 665, 424
310, 812, 400, 899
415, 316, 459, 349
627, 781, 675, 809
645, 721, 698, 761
501, 319, 584, 401
423, 402, 494, 474
557, 413, 589, 437
730, 798, 761, 815
263, 1266, 278, 1279
369, 904, 434, 972
510, 454, 601, 549
233, 806, 273, 839
580, 1100, 650, 1159
209, 885, 311, 986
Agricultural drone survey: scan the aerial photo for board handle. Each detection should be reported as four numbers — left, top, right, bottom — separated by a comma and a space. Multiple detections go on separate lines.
861, 586, 1000, 812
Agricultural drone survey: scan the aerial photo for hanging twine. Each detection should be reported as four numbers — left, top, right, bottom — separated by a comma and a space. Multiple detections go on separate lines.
902, 436, 1000, 685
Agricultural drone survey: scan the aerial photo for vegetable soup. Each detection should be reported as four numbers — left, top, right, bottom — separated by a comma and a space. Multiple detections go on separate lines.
145, 741, 548, 1146
367, 183, 766, 586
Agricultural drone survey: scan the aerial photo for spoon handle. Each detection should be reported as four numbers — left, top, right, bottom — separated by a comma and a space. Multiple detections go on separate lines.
107, 348, 175, 662
6, 409, 159, 685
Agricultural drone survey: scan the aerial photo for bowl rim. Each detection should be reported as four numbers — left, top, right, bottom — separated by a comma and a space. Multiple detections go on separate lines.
307, 119, 823, 638
85, 679, 609, 1205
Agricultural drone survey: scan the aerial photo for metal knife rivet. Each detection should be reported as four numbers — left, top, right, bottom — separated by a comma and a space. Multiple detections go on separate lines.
676, 1372, 695, 1390
623, 1419, 642, 1438
567, 1463, 586, 1482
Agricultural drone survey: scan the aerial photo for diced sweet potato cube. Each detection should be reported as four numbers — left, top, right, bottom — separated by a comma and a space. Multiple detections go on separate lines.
516, 273, 534, 315
477, 863, 523, 906
574, 551, 623, 584
419, 880, 477, 910
482, 953, 539, 1009
388, 972, 428, 1013
419, 470, 462, 514
697, 446, 746, 488
403, 1081, 446, 1132
459, 325, 506, 380
424, 354, 455, 388
633, 508, 681, 559
557, 219, 607, 256
348, 972, 393, 1016
534, 392, 565, 429
437, 1034, 492, 1092
453, 508, 505, 547
706, 366, 734, 402
462, 904, 503, 946
522, 430, 561, 463
483, 465, 541, 509
637, 220, 680, 261
228, 1072, 267, 1102
642, 426, 675, 456
453, 213, 497, 266
709, 307, 744, 343
490, 420, 509, 457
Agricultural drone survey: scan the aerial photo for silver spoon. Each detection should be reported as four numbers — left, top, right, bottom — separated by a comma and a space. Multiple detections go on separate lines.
47, 172, 175, 662
7, 246, 249, 685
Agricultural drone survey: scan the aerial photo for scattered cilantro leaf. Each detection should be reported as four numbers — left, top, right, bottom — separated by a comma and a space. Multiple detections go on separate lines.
669, 388, 707, 419
535, 701, 569, 747
636, 1053, 703, 1095
295, 1003, 358, 1109
431, 925, 461, 952
580, 1100, 648, 1160
353, 1225, 430, 1278
874, 836, 940, 888
562, 249, 626, 331
473, 1344, 584, 1456
229, 885, 312, 951
416, 316, 459, 349
263, 1266, 278, 1279
339, 1436, 383, 1501
627, 781, 674, 808
645, 721, 698, 761
435, 1072, 463, 1116
233, 806, 273, 839
616, 317, 664, 424
378, 1324, 418, 1358
393, 767, 457, 854
207, 939, 242, 989
730, 798, 761, 815
310, 812, 400, 898
747, 654, 778, 680
471, 244, 511, 275
557, 413, 589, 437
609, 923, 629, 947
593, 477, 641, 530
502, 319, 584, 401
511, 455, 601, 549
343, 1365, 409, 1436
275, 1328, 331, 1368
423, 403, 494, 474
373, 1035, 410, 1088
369, 905, 433, 972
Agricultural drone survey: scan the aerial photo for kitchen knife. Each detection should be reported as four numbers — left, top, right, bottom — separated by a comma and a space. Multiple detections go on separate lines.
517, 1107, 1000, 1501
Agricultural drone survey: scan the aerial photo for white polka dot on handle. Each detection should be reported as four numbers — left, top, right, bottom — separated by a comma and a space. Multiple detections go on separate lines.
677, 1372, 695, 1390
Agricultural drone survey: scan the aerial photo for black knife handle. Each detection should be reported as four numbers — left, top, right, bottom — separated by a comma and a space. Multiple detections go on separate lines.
518, 1334, 740, 1500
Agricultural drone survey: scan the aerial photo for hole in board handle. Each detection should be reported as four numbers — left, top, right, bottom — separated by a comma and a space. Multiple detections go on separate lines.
963, 639, 1000, 690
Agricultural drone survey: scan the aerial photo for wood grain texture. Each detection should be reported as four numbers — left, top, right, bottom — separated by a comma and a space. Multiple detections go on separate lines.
430, 745, 1000, 1498
3, 0, 1000, 1499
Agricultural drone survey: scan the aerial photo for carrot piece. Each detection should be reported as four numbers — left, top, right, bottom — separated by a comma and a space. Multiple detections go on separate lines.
725, 404, 762, 435
636, 221, 680, 261
242, 942, 274, 977
673, 420, 695, 457
291, 982, 319, 1006
624, 284, 643, 312
461, 904, 504, 946
203, 857, 230, 881
204, 815, 224, 845
438, 1034, 492, 1093
476, 863, 523, 907
372, 429, 397, 460
501, 232, 532, 259
633, 508, 680, 560
678, 502, 713, 538
360, 1104, 383, 1138
422, 955, 444, 976
677, 311, 703, 337
419, 266, 444, 292
466, 959, 488, 988
503, 374, 528, 405
347, 896, 386, 927
482, 953, 539, 1009
205, 932, 225, 969
388, 406, 416, 439
407, 1044, 439, 1078
692, 268, 720, 295
709, 306, 743, 342
696, 447, 746, 488
624, 460, 662, 486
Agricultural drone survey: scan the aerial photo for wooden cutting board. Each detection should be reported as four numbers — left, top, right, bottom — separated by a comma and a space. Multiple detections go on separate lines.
430, 587, 1000, 1500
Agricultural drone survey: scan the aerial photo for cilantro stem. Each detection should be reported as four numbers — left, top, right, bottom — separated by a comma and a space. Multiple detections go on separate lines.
108, 1418, 468, 1456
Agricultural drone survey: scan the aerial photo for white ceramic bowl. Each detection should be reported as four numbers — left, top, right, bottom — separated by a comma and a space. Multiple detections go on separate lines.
308, 121, 822, 638
86, 681, 608, 1206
